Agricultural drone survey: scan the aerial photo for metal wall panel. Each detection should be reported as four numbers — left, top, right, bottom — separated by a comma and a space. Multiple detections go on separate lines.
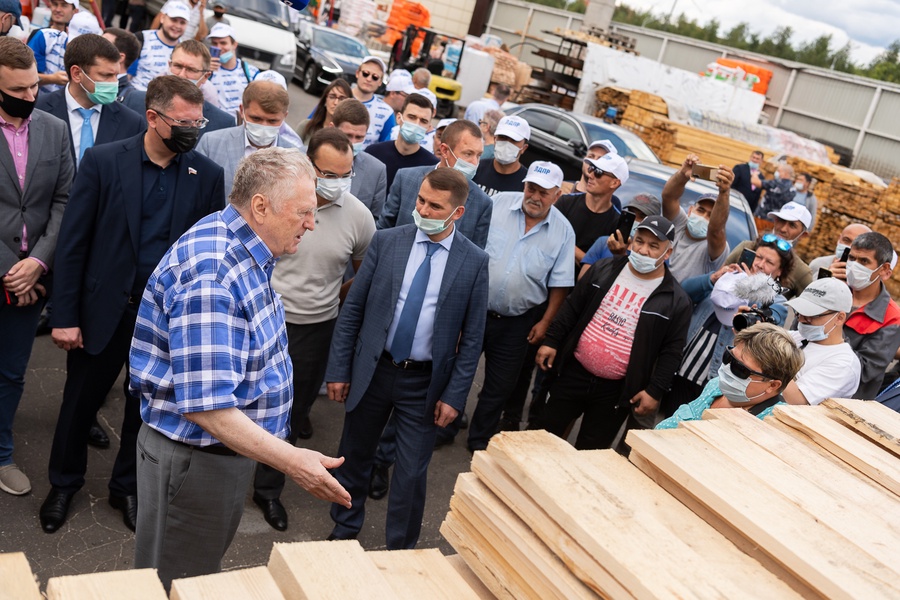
786, 72, 874, 127
779, 112, 859, 150
856, 134, 900, 179
869, 90, 900, 139
660, 41, 723, 73
628, 31, 663, 60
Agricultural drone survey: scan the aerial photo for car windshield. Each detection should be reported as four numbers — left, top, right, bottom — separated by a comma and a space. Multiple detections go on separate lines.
226, 0, 290, 29
583, 123, 660, 163
313, 29, 368, 58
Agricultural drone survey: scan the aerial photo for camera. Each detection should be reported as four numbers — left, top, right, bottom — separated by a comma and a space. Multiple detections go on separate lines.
732, 307, 776, 331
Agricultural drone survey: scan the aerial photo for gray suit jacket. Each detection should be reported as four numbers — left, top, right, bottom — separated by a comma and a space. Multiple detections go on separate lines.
0, 109, 74, 275
377, 165, 493, 249
195, 125, 295, 198
351, 150, 387, 219
325, 225, 489, 415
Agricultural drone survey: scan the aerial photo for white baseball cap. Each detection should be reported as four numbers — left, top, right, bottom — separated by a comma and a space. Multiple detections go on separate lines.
436, 118, 456, 130
67, 11, 101, 40
523, 161, 563, 190
585, 153, 629, 185
255, 70, 288, 90
786, 277, 853, 316
207, 22, 236, 40
360, 56, 387, 73
161, 0, 192, 22
589, 139, 617, 154
386, 74, 413, 93
412, 89, 437, 110
768, 201, 812, 230
495, 115, 531, 142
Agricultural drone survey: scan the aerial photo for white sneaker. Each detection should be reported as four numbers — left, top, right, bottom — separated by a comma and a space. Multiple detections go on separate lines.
0, 464, 31, 495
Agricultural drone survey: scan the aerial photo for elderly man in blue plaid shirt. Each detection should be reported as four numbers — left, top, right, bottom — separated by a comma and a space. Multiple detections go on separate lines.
128, 147, 351, 588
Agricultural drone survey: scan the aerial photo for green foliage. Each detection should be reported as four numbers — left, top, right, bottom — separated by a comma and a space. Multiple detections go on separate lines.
609, 2, 900, 84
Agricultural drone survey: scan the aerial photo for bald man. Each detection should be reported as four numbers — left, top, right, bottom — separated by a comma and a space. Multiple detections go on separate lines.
808, 223, 872, 281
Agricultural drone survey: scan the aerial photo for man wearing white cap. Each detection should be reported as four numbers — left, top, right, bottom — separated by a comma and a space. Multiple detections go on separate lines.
151, 0, 208, 41
724, 200, 814, 294
473, 115, 529, 197
128, 0, 190, 91
573, 139, 617, 193
428, 117, 454, 157
383, 71, 413, 113
207, 22, 259, 114
28, 0, 78, 92
782, 278, 861, 405
464, 161, 575, 452
352, 56, 395, 147
662, 154, 733, 282
364, 92, 438, 191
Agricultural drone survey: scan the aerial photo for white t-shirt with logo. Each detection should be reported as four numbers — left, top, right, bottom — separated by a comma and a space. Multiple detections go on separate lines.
29, 29, 68, 93
211, 59, 260, 114
574, 266, 663, 380
131, 30, 177, 91
789, 331, 861, 404
362, 95, 395, 148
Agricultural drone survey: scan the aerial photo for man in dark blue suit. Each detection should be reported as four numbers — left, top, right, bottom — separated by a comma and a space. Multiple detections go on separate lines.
35, 33, 145, 171
732, 150, 765, 213
325, 168, 489, 549
40, 76, 225, 534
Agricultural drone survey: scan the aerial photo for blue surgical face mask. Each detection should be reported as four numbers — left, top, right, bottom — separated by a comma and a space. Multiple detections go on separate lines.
449, 147, 477, 180
629, 220, 639, 240
412, 206, 458, 235
716, 363, 767, 405
798, 312, 838, 344
352, 141, 364, 157
628, 249, 664, 274
686, 213, 708, 239
834, 242, 850, 260
219, 50, 234, 64
748, 161, 759, 170
399, 122, 427, 144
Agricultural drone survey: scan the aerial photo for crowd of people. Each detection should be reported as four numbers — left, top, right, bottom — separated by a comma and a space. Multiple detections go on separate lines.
2, 0, 900, 590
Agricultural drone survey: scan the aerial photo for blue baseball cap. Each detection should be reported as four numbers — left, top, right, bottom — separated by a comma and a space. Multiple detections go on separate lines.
0, 0, 23, 28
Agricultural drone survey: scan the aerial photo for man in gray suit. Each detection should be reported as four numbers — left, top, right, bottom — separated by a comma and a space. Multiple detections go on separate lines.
329, 98, 387, 219
196, 80, 293, 198
377, 119, 492, 249
325, 168, 488, 549
0, 39, 74, 496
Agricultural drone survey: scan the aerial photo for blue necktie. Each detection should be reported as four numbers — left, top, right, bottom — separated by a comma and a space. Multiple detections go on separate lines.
391, 241, 441, 362
77, 107, 95, 163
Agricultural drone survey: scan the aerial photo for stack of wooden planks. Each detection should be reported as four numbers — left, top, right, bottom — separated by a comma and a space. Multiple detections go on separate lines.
442, 398, 900, 599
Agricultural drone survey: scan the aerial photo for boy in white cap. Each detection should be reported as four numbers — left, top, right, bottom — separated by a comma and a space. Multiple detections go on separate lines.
351, 56, 394, 147
207, 22, 260, 114
473, 114, 530, 197
28, 0, 78, 92
782, 277, 861, 405
128, 0, 190, 90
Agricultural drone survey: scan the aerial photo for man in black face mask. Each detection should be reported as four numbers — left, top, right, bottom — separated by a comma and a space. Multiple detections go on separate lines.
0, 0, 23, 37
41, 75, 225, 535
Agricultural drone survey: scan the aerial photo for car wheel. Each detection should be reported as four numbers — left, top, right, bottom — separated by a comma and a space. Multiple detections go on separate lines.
302, 63, 321, 93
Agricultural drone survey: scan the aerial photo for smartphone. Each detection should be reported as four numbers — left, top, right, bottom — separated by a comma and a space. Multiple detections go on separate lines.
839, 247, 850, 262
616, 210, 636, 242
208, 45, 221, 58
739, 248, 756, 271
4, 288, 17, 306
691, 163, 718, 181
818, 267, 833, 279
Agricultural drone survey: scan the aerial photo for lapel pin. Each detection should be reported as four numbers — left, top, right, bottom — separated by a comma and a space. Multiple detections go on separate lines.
188, 167, 197, 175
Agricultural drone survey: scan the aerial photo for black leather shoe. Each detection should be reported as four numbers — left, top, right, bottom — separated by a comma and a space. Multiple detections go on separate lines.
40, 489, 74, 533
327, 531, 357, 541
296, 416, 313, 440
35, 311, 51, 336
459, 412, 469, 429
88, 420, 110, 449
254, 495, 288, 531
368, 464, 389, 500
109, 494, 138, 531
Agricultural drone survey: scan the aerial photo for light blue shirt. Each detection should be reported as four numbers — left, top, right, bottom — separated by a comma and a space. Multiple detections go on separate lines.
486, 192, 576, 316
656, 378, 782, 430
384, 228, 455, 361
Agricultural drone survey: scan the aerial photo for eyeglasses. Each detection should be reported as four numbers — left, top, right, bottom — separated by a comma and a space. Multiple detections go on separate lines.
311, 160, 354, 179
169, 61, 207, 78
761, 233, 792, 253
358, 69, 381, 81
326, 93, 348, 102
154, 110, 209, 129
723, 346, 773, 381
584, 161, 617, 180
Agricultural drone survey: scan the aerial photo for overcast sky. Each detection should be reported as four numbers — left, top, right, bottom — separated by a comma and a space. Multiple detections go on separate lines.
617, 0, 898, 65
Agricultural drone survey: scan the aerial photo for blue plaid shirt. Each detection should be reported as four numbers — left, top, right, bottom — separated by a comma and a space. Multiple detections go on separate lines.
129, 204, 292, 446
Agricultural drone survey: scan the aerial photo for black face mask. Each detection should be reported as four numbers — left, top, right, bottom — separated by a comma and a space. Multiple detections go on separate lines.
213, 11, 224, 18
157, 125, 200, 153
0, 89, 37, 119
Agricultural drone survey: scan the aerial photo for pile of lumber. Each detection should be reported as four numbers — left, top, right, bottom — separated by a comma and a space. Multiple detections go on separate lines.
442, 398, 900, 599
484, 47, 522, 88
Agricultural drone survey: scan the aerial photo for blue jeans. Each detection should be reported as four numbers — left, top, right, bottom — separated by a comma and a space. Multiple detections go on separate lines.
0, 298, 44, 466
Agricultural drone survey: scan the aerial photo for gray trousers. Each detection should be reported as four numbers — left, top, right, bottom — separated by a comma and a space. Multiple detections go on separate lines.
134, 424, 254, 588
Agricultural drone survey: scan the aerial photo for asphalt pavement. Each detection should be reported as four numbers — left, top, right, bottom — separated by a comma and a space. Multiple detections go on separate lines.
0, 82, 484, 589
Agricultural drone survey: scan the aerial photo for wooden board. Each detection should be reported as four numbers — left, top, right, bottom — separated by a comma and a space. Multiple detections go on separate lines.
443, 555, 496, 600
267, 541, 395, 600
170, 567, 285, 600
46, 569, 167, 600
821, 398, 900, 458
369, 548, 483, 600
773, 405, 900, 497
0, 553, 42, 600
626, 427, 900, 599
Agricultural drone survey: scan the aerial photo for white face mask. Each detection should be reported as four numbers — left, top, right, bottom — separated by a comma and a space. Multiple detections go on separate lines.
628, 244, 667, 274
845, 260, 881, 291
245, 121, 279, 147
316, 177, 351, 203
411, 206, 458, 235
352, 141, 364, 157
493, 140, 521, 165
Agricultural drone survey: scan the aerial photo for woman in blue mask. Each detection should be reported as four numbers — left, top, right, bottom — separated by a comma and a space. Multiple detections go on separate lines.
657, 322, 804, 428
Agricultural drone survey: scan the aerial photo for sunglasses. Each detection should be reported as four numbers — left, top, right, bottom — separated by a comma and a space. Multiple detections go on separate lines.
761, 233, 792, 253
723, 346, 772, 381
584, 162, 617, 180
358, 70, 381, 81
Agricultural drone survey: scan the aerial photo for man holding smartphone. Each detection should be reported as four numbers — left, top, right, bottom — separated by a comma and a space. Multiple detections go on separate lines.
808, 223, 872, 281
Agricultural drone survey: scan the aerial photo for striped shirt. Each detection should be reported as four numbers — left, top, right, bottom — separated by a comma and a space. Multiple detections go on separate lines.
28, 29, 68, 92
129, 204, 292, 446
362, 94, 395, 147
129, 30, 177, 91
210, 59, 259, 114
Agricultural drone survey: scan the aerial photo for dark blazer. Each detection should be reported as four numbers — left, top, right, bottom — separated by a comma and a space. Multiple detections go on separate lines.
376, 165, 493, 249
119, 89, 236, 136
0, 109, 74, 275
732, 162, 763, 212
324, 225, 489, 415
50, 132, 225, 354
35, 87, 145, 168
